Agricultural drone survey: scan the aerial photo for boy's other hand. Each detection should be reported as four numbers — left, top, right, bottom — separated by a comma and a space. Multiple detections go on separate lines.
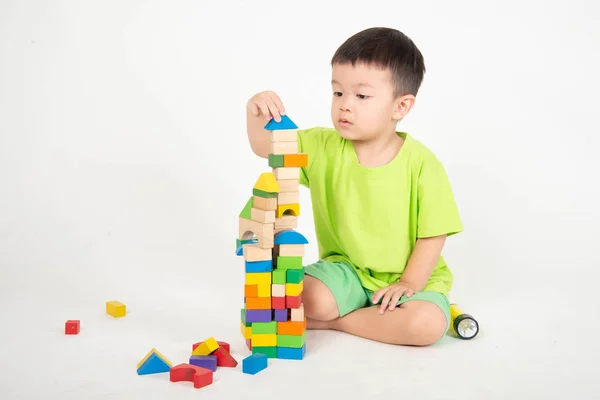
371, 282, 416, 314
247, 91, 286, 122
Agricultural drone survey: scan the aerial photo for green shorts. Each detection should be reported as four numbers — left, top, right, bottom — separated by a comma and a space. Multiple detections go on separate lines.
305, 259, 451, 337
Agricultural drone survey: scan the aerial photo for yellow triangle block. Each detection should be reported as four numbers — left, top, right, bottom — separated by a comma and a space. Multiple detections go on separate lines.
253, 172, 280, 193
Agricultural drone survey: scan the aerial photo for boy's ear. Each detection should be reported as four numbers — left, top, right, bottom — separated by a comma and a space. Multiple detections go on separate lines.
392, 94, 416, 120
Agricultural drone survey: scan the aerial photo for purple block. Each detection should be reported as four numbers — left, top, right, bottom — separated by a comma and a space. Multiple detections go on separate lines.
189, 355, 217, 371
274, 309, 288, 322
246, 309, 272, 322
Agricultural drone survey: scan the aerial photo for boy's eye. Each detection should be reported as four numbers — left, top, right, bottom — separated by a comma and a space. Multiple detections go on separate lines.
333, 92, 342, 97
357, 94, 369, 99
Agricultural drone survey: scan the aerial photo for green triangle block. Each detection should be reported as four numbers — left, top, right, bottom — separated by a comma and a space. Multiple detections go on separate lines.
253, 188, 278, 198
239, 197, 253, 219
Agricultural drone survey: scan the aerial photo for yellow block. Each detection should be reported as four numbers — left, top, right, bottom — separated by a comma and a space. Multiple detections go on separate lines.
137, 348, 172, 369
246, 272, 271, 285
257, 284, 271, 297
241, 322, 252, 339
192, 337, 219, 356
251, 333, 277, 347
106, 300, 126, 318
254, 172, 280, 193
286, 281, 303, 296
277, 203, 299, 218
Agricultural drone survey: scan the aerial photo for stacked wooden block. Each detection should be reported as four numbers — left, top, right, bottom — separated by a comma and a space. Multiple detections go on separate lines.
236, 115, 308, 360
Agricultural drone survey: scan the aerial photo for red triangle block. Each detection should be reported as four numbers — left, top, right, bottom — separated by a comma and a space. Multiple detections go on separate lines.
213, 347, 238, 368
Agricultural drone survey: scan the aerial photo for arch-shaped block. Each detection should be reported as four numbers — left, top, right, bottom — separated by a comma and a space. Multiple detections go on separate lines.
274, 230, 308, 245
277, 204, 299, 219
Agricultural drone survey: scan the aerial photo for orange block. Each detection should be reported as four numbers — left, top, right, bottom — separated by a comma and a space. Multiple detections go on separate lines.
284, 154, 308, 167
245, 285, 258, 298
277, 320, 305, 335
245, 297, 272, 310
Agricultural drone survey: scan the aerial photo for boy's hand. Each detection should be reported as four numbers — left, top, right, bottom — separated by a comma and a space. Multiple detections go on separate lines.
371, 282, 416, 314
247, 91, 286, 123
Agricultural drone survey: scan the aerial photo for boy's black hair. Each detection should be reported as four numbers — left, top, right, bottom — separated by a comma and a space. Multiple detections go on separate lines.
331, 27, 426, 97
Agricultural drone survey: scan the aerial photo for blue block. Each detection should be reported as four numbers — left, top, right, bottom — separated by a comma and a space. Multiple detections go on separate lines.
245, 260, 273, 273
236, 239, 258, 256
242, 353, 268, 374
274, 230, 308, 245
264, 114, 298, 130
136, 353, 171, 375
277, 344, 306, 360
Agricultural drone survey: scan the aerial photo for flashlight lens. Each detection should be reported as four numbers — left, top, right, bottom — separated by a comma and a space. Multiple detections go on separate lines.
457, 318, 478, 339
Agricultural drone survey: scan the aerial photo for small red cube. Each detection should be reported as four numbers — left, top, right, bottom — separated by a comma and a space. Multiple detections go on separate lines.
65, 320, 80, 335
272, 296, 286, 310
286, 294, 302, 309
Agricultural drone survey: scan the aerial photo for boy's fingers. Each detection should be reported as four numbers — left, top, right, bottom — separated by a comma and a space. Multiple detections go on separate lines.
379, 291, 394, 314
388, 289, 404, 310
248, 102, 260, 116
255, 99, 271, 120
371, 288, 386, 304
265, 98, 281, 122
270, 93, 286, 115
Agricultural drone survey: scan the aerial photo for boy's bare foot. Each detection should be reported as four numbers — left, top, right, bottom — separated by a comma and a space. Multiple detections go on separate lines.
306, 317, 333, 330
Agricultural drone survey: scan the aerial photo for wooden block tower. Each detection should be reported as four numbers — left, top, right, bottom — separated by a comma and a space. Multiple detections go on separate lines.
236, 115, 308, 360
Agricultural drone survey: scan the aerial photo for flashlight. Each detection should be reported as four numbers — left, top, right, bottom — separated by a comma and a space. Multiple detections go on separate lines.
449, 304, 479, 340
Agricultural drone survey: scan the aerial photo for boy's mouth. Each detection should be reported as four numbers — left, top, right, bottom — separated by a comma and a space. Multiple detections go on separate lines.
339, 118, 352, 126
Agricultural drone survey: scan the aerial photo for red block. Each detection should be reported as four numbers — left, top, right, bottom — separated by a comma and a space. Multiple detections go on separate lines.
286, 294, 302, 309
245, 339, 252, 351
213, 347, 238, 367
170, 363, 213, 389
192, 340, 230, 353
65, 320, 80, 335
272, 296, 286, 310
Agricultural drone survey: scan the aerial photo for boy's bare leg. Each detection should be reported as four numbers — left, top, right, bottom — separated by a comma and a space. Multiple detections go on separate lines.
308, 301, 447, 346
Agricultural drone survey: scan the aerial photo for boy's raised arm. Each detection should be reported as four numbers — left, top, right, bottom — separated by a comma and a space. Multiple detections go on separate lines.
246, 91, 287, 159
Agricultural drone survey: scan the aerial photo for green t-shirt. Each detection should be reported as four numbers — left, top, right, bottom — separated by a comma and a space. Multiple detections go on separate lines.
297, 127, 463, 297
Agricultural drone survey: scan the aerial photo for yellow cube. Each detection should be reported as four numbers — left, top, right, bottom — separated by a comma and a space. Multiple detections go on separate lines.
192, 337, 219, 356
241, 322, 252, 340
285, 281, 303, 296
251, 333, 277, 347
257, 284, 271, 297
106, 300, 126, 318
246, 272, 271, 285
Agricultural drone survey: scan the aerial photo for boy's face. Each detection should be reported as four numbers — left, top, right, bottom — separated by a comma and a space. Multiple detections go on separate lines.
330, 62, 413, 142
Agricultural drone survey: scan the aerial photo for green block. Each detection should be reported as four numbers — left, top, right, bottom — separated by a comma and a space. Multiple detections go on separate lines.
241, 309, 251, 326
252, 346, 278, 358
239, 197, 253, 219
253, 188, 278, 198
237, 238, 255, 248
252, 321, 277, 334
277, 332, 306, 348
286, 269, 304, 284
268, 154, 285, 168
272, 269, 287, 284
277, 256, 303, 270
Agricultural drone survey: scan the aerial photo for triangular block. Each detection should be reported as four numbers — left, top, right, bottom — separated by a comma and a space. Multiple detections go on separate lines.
137, 349, 173, 375
213, 347, 238, 367
253, 172, 280, 193
239, 197, 253, 219
264, 115, 298, 130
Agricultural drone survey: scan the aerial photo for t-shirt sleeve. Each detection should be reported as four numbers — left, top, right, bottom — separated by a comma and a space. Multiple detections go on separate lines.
416, 153, 464, 238
296, 127, 322, 188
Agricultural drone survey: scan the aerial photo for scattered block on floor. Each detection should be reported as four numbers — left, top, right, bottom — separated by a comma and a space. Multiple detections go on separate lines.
170, 363, 213, 389
106, 300, 126, 318
192, 337, 219, 356
137, 348, 172, 375
213, 347, 238, 367
242, 353, 268, 374
189, 355, 217, 371
65, 320, 80, 335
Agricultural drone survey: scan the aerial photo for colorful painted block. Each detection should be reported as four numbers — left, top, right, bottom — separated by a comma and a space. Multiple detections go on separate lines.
253, 188, 278, 198
240, 321, 252, 339
243, 353, 268, 374
192, 337, 219, 356
277, 344, 306, 360
277, 321, 305, 336
246, 272, 272, 285
251, 321, 277, 334
264, 114, 298, 130
274, 309, 288, 322
277, 332, 306, 348
278, 256, 303, 270
276, 203, 299, 218
291, 304, 304, 322
286, 294, 302, 309
253, 172, 280, 193
106, 300, 126, 318
245, 260, 273, 273
284, 153, 308, 167
246, 297, 271, 310
192, 341, 230, 353
65, 320, 80, 335
285, 281, 303, 296
286, 269, 304, 284
213, 347, 238, 367
257, 284, 271, 297
272, 269, 286, 284
272, 296, 286, 310
251, 346, 278, 358
245, 284, 258, 298
239, 197, 253, 219
272, 284, 285, 297
274, 230, 309, 245
246, 309, 272, 323
268, 154, 285, 168
189, 355, 217, 371
137, 348, 172, 375
251, 333, 277, 347
170, 363, 213, 389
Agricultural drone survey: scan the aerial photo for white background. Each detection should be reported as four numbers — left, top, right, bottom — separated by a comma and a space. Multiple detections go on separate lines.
1, 0, 599, 398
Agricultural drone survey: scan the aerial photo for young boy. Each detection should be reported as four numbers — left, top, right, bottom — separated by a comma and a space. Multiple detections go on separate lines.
245, 27, 463, 346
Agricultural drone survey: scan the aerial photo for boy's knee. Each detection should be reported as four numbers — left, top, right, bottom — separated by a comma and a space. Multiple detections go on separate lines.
398, 302, 447, 346
303, 275, 339, 321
